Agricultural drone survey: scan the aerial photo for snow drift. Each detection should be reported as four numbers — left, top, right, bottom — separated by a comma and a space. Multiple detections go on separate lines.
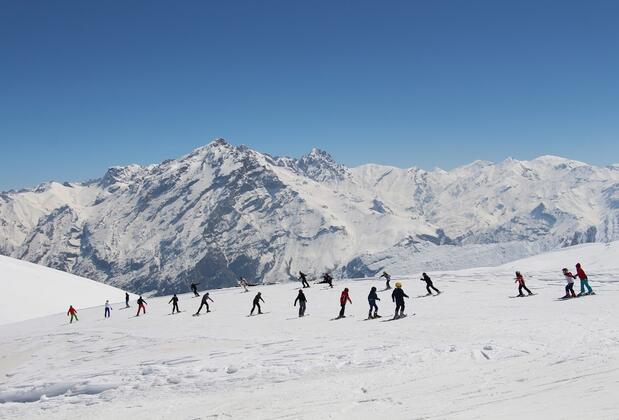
0, 255, 137, 325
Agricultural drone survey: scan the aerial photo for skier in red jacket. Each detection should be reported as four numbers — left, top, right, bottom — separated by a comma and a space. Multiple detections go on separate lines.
514, 271, 533, 296
337, 288, 352, 319
67, 305, 78, 323
575, 263, 594, 295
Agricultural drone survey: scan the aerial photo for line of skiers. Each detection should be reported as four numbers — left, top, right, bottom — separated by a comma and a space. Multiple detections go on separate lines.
510, 263, 595, 299
65, 275, 420, 323
65, 263, 598, 323
363, 282, 411, 319
561, 263, 595, 298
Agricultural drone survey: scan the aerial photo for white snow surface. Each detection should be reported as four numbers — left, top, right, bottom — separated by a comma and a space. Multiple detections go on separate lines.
1, 242, 619, 419
0, 255, 137, 325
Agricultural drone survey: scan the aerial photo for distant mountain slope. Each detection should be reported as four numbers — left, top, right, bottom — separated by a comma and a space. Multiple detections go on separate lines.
0, 255, 137, 325
1, 139, 618, 294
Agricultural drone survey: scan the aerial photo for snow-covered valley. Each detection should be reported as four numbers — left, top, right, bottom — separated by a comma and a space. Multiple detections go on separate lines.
2, 242, 619, 419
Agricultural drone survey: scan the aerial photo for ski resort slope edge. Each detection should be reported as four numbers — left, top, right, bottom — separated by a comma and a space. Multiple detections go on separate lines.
0, 255, 138, 325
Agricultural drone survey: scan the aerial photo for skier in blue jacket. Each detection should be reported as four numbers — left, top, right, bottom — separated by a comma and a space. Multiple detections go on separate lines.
367, 287, 381, 319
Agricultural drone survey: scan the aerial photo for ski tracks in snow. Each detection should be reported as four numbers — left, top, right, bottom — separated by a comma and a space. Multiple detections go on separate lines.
2, 275, 619, 419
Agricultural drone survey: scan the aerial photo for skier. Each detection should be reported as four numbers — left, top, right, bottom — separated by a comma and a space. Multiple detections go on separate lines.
67, 305, 78, 323
125, 292, 130, 308
195, 292, 214, 315
169, 294, 180, 314
380, 271, 392, 289
561, 268, 577, 299
391, 282, 409, 319
299, 271, 310, 288
367, 286, 381, 319
575, 263, 594, 296
250, 292, 264, 315
420, 273, 441, 295
318, 273, 334, 288
238, 277, 249, 292
104, 300, 112, 318
337, 288, 352, 319
514, 271, 533, 296
136, 296, 147, 316
190, 282, 200, 297
294, 289, 308, 317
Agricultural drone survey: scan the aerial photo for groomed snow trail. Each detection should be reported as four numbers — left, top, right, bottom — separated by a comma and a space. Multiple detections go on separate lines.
2, 244, 619, 419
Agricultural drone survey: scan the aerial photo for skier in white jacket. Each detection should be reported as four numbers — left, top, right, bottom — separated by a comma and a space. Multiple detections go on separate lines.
104, 300, 112, 318
561, 268, 577, 299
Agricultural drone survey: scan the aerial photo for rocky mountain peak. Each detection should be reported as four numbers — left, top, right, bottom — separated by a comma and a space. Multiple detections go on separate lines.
295, 148, 349, 182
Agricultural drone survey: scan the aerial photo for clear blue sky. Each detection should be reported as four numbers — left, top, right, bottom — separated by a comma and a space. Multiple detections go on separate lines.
1, 0, 618, 191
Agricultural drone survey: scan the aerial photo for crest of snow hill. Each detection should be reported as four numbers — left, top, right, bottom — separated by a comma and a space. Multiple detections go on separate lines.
1, 139, 618, 295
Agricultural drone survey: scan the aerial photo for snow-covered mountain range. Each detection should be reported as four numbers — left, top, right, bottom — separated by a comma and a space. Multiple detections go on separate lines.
1, 139, 618, 294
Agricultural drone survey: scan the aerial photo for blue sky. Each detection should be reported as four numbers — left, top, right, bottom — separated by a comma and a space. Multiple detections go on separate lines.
1, 0, 618, 191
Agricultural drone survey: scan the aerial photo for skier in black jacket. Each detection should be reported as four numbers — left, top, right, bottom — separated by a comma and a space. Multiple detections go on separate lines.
250, 292, 265, 315
318, 273, 334, 288
195, 292, 214, 315
420, 273, 441, 295
169, 294, 180, 314
190, 282, 200, 297
125, 292, 130, 308
136, 296, 147, 316
299, 271, 310, 288
391, 282, 409, 319
367, 287, 381, 319
294, 290, 308, 317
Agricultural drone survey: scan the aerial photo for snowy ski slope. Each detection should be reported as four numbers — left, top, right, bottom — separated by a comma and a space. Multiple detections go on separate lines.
1, 242, 619, 419
0, 255, 137, 325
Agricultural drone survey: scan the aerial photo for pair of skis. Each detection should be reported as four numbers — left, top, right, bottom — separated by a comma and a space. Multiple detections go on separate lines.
508, 293, 537, 299
381, 314, 414, 322
556, 292, 596, 301
363, 314, 415, 321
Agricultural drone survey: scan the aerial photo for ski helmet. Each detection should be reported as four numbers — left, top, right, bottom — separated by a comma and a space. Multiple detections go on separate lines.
395, 282, 402, 288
